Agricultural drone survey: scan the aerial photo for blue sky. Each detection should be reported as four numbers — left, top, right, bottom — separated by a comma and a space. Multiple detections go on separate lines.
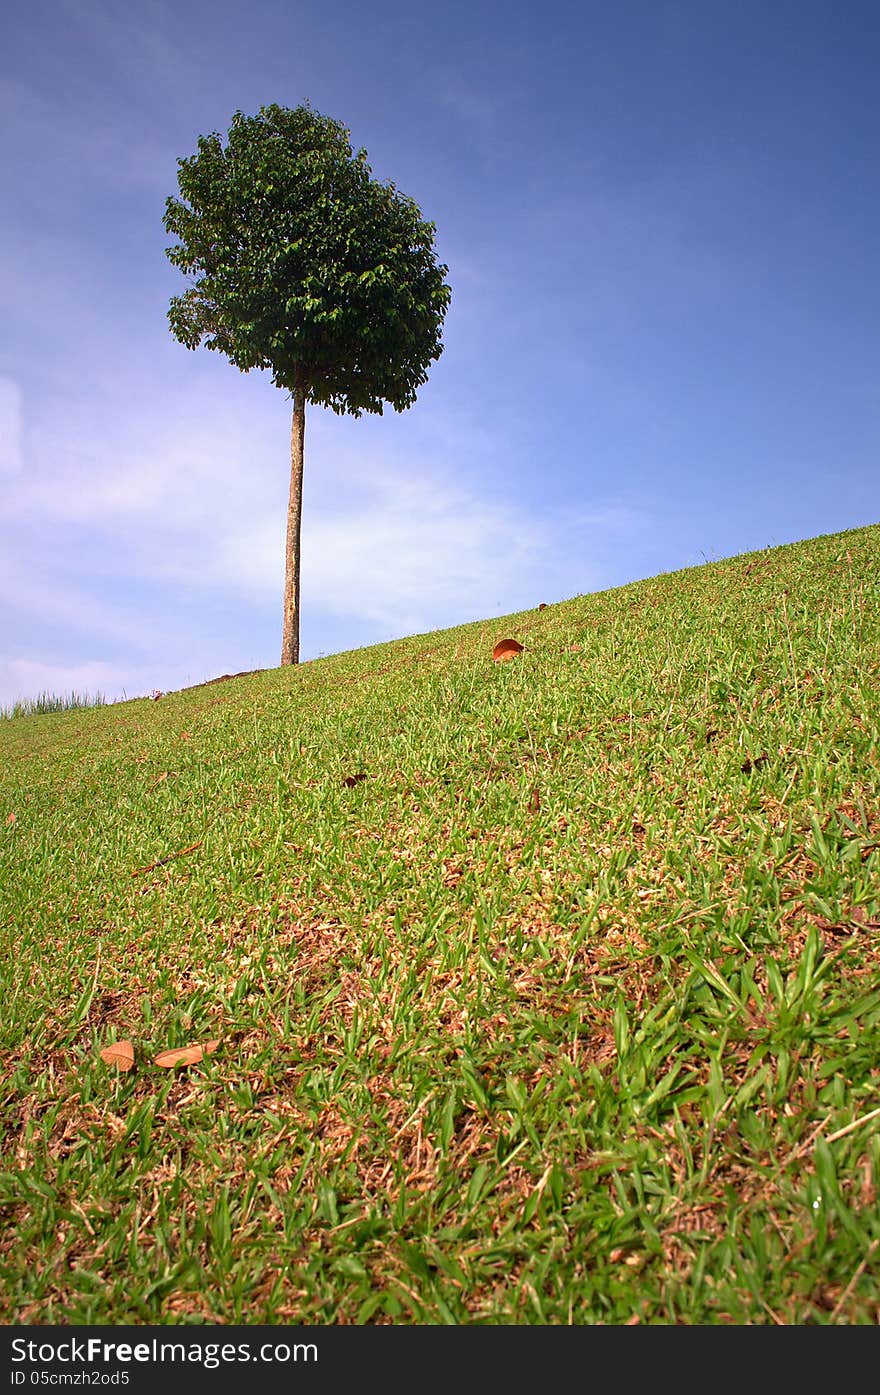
1, 0, 878, 708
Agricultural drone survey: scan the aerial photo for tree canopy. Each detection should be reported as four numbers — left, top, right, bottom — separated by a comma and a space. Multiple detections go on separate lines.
163, 103, 451, 414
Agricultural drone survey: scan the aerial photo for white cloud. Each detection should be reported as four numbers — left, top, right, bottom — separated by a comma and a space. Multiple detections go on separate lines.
0, 378, 23, 477
304, 473, 550, 630
0, 548, 164, 651
0, 376, 282, 530
220, 462, 645, 636
0, 369, 652, 671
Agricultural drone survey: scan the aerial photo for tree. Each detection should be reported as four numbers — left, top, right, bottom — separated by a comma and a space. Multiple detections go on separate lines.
163, 103, 451, 665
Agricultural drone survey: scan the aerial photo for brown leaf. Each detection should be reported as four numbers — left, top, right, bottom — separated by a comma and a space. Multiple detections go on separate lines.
851, 906, 880, 928
153, 1039, 221, 1069
741, 754, 768, 773
538, 602, 548, 611
819, 907, 880, 936
5, 812, 14, 825
492, 638, 524, 662
705, 729, 719, 744
529, 786, 541, 814
342, 772, 368, 788
100, 1040, 135, 1072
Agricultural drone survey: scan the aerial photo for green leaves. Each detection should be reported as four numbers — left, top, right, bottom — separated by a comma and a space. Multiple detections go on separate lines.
163, 103, 450, 410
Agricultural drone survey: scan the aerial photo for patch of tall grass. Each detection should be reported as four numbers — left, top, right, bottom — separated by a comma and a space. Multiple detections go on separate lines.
0, 690, 107, 721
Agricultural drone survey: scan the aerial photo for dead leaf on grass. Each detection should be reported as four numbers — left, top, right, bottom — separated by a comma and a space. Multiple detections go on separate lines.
493, 638, 524, 663
818, 907, 880, 936
741, 754, 769, 773
153, 1039, 221, 1069
529, 787, 541, 813
99, 1040, 135, 1072
342, 772, 368, 788
5, 812, 14, 825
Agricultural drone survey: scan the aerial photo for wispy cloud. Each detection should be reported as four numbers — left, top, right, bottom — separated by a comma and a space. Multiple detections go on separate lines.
0, 378, 23, 477
0, 545, 165, 652
0, 362, 654, 707
437, 77, 513, 157
0, 75, 175, 195
300, 474, 635, 635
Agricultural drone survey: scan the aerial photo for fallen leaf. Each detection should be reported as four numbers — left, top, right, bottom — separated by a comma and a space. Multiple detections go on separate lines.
819, 907, 880, 936
493, 638, 524, 663
342, 772, 368, 788
153, 1039, 221, 1069
529, 786, 541, 813
5, 812, 14, 826
100, 1040, 135, 1072
705, 729, 719, 744
538, 602, 548, 611
741, 754, 769, 773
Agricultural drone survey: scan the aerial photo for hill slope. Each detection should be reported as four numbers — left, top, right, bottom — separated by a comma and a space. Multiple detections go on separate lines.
2, 524, 879, 1323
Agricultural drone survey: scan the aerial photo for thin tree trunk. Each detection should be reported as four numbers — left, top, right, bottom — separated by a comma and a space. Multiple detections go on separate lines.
281, 378, 306, 665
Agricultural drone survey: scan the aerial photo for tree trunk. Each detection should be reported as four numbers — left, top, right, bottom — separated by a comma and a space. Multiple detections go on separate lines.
281, 379, 306, 665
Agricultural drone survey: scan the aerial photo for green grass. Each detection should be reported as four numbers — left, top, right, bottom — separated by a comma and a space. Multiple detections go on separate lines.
1, 690, 107, 721
1, 523, 879, 1325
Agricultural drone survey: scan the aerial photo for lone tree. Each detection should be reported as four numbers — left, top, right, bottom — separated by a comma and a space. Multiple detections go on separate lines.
163, 103, 451, 665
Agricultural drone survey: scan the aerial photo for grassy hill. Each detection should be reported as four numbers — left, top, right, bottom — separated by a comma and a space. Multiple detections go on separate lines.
1, 524, 879, 1324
